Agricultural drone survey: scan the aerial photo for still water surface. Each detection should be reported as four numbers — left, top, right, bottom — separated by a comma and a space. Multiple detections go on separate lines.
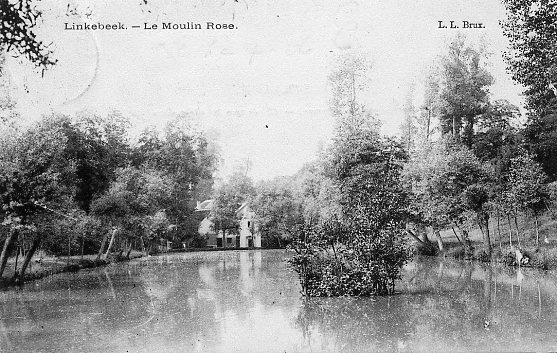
1, 250, 557, 352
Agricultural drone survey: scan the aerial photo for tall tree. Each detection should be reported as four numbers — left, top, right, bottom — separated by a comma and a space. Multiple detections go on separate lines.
501, 2, 557, 180
292, 161, 342, 225
0, 117, 74, 278
505, 150, 548, 248
132, 115, 218, 246
501, 0, 557, 116
399, 83, 419, 152
430, 35, 494, 146
328, 53, 375, 130
56, 112, 131, 213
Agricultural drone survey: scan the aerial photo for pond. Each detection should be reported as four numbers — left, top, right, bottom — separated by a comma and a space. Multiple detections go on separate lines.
1, 250, 557, 352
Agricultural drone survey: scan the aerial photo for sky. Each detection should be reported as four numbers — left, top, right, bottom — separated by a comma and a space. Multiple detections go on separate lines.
5, 0, 524, 180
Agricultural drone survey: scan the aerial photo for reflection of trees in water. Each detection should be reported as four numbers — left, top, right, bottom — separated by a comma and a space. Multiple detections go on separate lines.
0, 252, 294, 351
128, 250, 297, 350
6, 252, 557, 351
0, 266, 153, 352
402, 258, 557, 350
134, 257, 220, 348
294, 257, 557, 352
296, 297, 416, 352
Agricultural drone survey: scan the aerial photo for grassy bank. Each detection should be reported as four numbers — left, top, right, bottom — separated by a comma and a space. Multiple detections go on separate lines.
0, 251, 144, 288
419, 213, 557, 269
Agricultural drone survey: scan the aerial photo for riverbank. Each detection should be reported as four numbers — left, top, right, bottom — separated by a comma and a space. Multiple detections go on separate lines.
442, 242, 557, 269
0, 251, 144, 288
411, 213, 557, 269
0, 247, 275, 288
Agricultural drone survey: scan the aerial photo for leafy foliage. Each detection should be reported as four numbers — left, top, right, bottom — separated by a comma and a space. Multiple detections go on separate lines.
504, 150, 548, 215
501, 0, 557, 116
0, 0, 57, 70
252, 177, 303, 248
500, 1, 557, 182
402, 142, 494, 254
132, 116, 218, 244
426, 35, 493, 146
90, 166, 174, 251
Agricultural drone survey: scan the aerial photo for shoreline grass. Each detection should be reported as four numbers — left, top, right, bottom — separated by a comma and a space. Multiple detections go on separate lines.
0, 251, 144, 288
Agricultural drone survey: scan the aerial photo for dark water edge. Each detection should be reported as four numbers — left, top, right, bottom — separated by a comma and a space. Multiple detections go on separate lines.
1, 250, 556, 352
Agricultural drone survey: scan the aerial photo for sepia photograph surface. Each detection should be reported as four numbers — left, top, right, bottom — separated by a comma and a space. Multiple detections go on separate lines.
1, 0, 557, 352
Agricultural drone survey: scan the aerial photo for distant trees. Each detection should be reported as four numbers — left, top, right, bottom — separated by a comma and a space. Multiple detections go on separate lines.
292, 161, 342, 226
90, 167, 173, 258
209, 170, 254, 248
132, 116, 218, 247
0, 110, 218, 280
426, 35, 494, 146
403, 144, 494, 256
252, 177, 303, 248
399, 29, 557, 261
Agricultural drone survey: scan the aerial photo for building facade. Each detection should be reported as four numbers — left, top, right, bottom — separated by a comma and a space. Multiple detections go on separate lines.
196, 200, 262, 248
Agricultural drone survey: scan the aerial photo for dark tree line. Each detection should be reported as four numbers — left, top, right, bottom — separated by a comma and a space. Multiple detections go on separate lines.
0, 111, 218, 281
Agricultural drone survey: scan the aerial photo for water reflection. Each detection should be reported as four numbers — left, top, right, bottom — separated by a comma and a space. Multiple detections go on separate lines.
1, 252, 557, 352
296, 256, 557, 352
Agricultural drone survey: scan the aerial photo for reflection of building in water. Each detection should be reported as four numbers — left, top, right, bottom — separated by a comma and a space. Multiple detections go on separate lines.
239, 252, 262, 295
196, 200, 262, 248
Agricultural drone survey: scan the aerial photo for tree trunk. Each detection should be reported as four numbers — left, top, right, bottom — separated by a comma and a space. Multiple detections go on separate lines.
507, 214, 513, 248
457, 227, 473, 256
104, 228, 118, 259
534, 212, 540, 249
0, 229, 18, 278
434, 229, 444, 252
421, 230, 432, 244
480, 213, 492, 256
514, 213, 521, 248
544, 200, 556, 219
81, 236, 85, 260
451, 227, 463, 245
140, 236, 145, 254
125, 241, 132, 259
496, 214, 502, 252
67, 232, 71, 267
13, 243, 20, 277
15, 233, 42, 282
222, 229, 226, 249
96, 231, 109, 262
406, 229, 436, 253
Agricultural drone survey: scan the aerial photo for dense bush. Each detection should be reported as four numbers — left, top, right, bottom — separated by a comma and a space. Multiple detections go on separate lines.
289, 211, 410, 297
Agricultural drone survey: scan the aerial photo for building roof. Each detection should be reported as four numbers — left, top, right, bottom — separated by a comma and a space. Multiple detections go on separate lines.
195, 200, 250, 214
195, 199, 214, 212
